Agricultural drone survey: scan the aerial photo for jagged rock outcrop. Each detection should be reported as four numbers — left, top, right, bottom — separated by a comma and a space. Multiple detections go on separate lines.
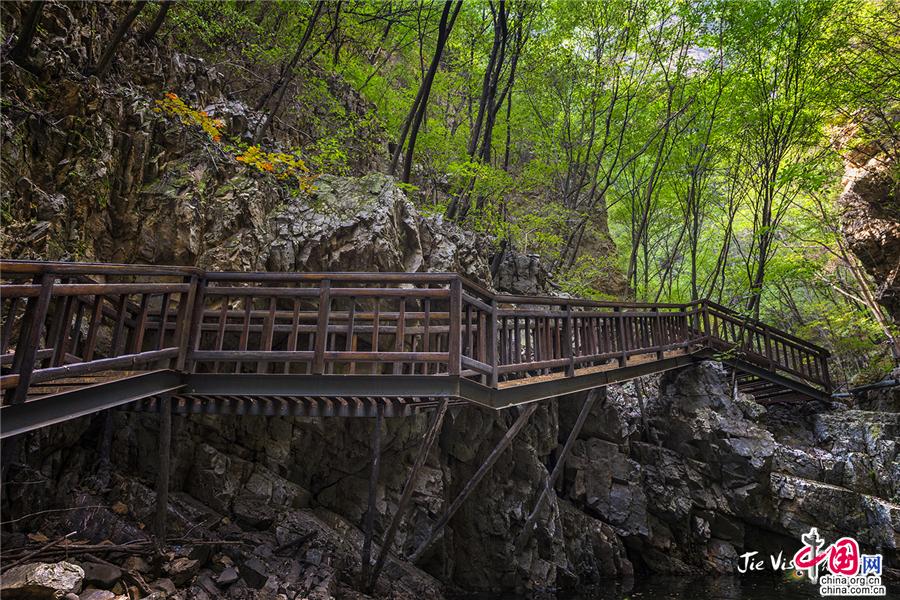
2, 2, 899, 597
835, 119, 900, 321
1, 561, 84, 599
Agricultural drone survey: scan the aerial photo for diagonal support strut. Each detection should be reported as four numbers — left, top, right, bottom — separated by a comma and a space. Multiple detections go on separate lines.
358, 402, 384, 587
407, 401, 540, 564
365, 398, 450, 592
516, 388, 599, 549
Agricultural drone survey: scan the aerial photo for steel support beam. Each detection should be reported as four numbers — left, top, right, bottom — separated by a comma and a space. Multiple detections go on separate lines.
0, 370, 184, 439
407, 402, 540, 563
154, 395, 172, 540
517, 388, 598, 549
359, 403, 384, 586
183, 374, 461, 400
367, 398, 450, 592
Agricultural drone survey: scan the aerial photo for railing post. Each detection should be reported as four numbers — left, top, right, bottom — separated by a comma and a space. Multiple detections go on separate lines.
5, 273, 54, 407
563, 304, 575, 377
448, 278, 461, 376
701, 302, 711, 341
313, 279, 331, 375
653, 312, 664, 360
615, 307, 627, 367
174, 275, 199, 371
1, 273, 53, 482
821, 351, 832, 392
488, 298, 498, 387
182, 276, 206, 373
763, 329, 774, 370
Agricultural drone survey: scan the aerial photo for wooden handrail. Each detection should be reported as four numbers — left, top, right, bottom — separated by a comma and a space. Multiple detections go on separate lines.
0, 261, 832, 399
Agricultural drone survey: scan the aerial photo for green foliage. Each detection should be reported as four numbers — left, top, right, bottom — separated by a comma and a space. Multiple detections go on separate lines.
154, 93, 317, 193
146, 0, 898, 385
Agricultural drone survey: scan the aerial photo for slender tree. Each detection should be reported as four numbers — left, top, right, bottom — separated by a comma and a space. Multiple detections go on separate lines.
8, 0, 45, 70
87, 0, 149, 77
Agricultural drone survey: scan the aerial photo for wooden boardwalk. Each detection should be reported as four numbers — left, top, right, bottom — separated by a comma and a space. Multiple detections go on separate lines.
0, 260, 834, 587
0, 260, 832, 437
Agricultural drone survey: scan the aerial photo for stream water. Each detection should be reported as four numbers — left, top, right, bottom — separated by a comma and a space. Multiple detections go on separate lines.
452, 574, 897, 599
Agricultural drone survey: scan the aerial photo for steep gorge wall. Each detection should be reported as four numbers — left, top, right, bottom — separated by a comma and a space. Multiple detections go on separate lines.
3, 178, 898, 597
835, 120, 900, 323
1, 3, 899, 598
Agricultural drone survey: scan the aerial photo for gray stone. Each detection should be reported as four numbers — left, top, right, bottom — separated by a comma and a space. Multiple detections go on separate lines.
0, 562, 84, 599
151, 578, 177, 596
79, 563, 121, 590
78, 591, 115, 600
119, 556, 151, 574
216, 567, 238, 586
165, 557, 199, 587
238, 557, 267, 589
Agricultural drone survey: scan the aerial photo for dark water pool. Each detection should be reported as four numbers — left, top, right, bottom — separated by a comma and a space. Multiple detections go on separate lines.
451, 575, 896, 599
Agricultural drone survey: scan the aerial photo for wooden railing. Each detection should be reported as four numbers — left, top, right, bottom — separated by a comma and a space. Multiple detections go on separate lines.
0, 261, 832, 406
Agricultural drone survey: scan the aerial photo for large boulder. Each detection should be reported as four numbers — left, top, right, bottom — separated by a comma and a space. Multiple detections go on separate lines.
0, 562, 84, 599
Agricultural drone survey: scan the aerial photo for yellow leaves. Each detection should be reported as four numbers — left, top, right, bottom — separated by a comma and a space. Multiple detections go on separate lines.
154, 93, 316, 193
154, 92, 223, 144
233, 145, 316, 193
112, 501, 129, 515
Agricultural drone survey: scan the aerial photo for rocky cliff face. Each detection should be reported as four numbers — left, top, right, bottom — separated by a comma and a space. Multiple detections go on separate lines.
835, 119, 900, 322
5, 343, 898, 598
2, 3, 898, 599
3, 177, 898, 597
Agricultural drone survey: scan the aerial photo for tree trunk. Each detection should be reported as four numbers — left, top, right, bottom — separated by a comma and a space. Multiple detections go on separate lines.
8, 1, 44, 69
87, 1, 149, 78
252, 2, 325, 144
141, 0, 173, 45
399, 1, 462, 183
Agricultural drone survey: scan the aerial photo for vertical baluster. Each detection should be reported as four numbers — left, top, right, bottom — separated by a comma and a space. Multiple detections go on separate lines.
564, 305, 574, 377
130, 294, 151, 356
512, 315, 520, 365
448, 278, 461, 376
616, 308, 627, 367
488, 299, 498, 387
343, 297, 356, 374
258, 296, 277, 374
236, 296, 252, 374
552, 316, 560, 366
67, 299, 86, 360
156, 293, 171, 351
600, 316, 608, 357
478, 308, 487, 381
49, 294, 76, 366
286, 298, 300, 374
653, 313, 664, 360
5, 273, 53, 407
179, 275, 203, 373
313, 280, 331, 375
546, 316, 553, 361
372, 300, 381, 375
422, 298, 430, 375
82, 296, 105, 362
524, 316, 532, 368
393, 296, 406, 375
1, 297, 21, 354
499, 315, 507, 372
110, 294, 128, 358
465, 304, 473, 358
214, 297, 229, 373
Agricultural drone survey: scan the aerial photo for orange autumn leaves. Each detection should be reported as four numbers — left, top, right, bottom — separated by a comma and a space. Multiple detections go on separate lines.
154, 92, 316, 192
